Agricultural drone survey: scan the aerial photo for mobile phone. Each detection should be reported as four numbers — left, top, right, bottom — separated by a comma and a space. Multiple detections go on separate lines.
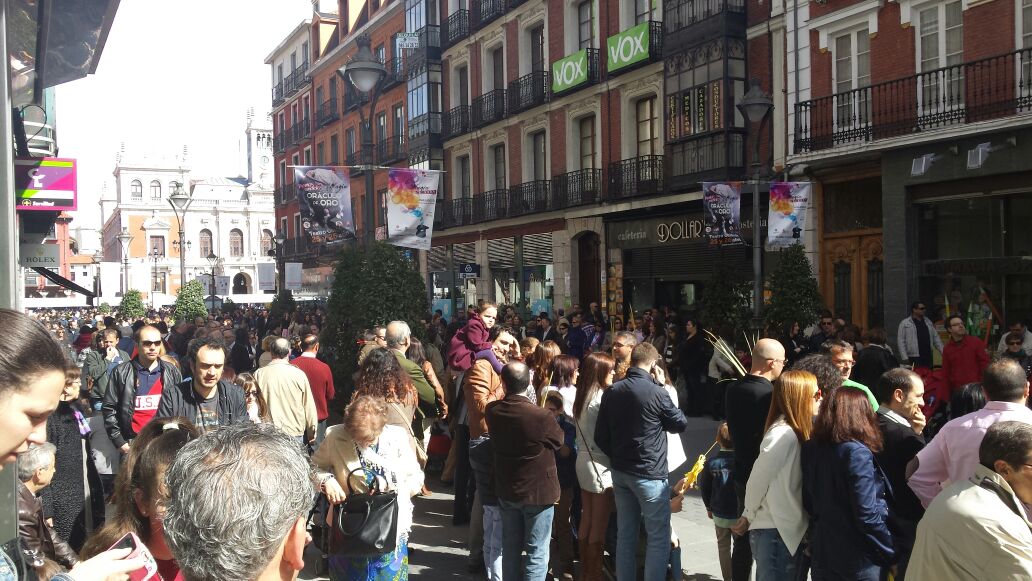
108, 532, 159, 581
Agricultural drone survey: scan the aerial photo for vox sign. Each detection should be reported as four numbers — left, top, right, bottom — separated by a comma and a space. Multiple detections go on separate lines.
552, 49, 588, 93
607, 23, 650, 73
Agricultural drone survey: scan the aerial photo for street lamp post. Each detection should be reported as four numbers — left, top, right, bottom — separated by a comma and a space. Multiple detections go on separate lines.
337, 33, 386, 247
150, 249, 161, 308
737, 78, 775, 329
271, 233, 286, 293
206, 252, 218, 299
116, 227, 133, 297
167, 183, 194, 290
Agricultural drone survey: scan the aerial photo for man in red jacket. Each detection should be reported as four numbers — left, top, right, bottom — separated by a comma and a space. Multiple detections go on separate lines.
291, 334, 335, 445
942, 315, 989, 397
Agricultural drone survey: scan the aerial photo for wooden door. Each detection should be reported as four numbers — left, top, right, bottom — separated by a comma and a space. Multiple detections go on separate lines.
822, 231, 884, 330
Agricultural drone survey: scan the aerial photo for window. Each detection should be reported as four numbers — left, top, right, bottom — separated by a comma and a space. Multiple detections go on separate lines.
293, 214, 301, 237
376, 112, 388, 143
579, 116, 596, 169
458, 155, 471, 197
346, 128, 356, 157
149, 236, 165, 256
279, 218, 288, 239
1022, 0, 1032, 82
393, 104, 405, 138
457, 65, 469, 106
531, 131, 547, 180
261, 230, 273, 255
635, 0, 654, 24
199, 229, 213, 257
833, 28, 871, 126
290, 51, 297, 71
492, 47, 505, 91
229, 229, 244, 257
169, 181, 181, 193
149, 180, 161, 199
317, 142, 325, 165
302, 41, 309, 64
530, 26, 545, 72
304, 148, 312, 165
277, 63, 284, 85
330, 134, 340, 164
130, 180, 143, 200
407, 63, 443, 134
491, 144, 506, 189
377, 188, 388, 228
153, 273, 165, 294
636, 96, 658, 156
375, 44, 386, 64
578, 1, 594, 49
664, 39, 747, 141
917, 1, 963, 112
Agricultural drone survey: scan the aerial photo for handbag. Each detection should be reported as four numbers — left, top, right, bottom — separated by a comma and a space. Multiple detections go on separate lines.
330, 447, 400, 557
573, 413, 609, 491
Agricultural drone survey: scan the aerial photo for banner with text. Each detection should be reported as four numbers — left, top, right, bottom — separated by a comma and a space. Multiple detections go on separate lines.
285, 262, 303, 291
702, 182, 744, 246
294, 166, 356, 247
385, 168, 439, 250
257, 263, 277, 291
767, 182, 810, 249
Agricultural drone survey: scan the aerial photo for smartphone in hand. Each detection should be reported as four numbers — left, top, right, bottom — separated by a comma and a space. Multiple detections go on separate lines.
108, 532, 159, 581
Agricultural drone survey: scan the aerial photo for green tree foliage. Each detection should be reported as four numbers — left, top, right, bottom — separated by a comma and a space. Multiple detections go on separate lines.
700, 259, 752, 338
174, 280, 209, 323
98, 302, 112, 315
269, 290, 297, 326
324, 243, 428, 397
118, 289, 147, 322
765, 242, 824, 336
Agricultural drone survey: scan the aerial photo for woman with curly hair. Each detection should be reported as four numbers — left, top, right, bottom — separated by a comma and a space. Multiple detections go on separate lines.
354, 347, 419, 437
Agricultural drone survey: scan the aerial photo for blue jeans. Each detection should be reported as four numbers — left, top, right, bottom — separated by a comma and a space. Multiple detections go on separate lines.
612, 470, 671, 581
749, 528, 796, 581
499, 499, 553, 581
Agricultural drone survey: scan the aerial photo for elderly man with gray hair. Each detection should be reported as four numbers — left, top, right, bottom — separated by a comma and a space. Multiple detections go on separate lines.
17, 442, 80, 571
163, 422, 316, 581
386, 320, 444, 421
254, 336, 318, 447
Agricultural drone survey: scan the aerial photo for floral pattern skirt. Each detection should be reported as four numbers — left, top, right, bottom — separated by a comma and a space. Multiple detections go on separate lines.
329, 536, 408, 581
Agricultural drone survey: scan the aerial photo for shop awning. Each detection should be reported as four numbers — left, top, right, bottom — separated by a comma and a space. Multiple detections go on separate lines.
32, 266, 95, 298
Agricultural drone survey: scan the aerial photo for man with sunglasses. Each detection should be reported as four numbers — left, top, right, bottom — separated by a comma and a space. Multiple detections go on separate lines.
102, 325, 182, 454
897, 301, 943, 371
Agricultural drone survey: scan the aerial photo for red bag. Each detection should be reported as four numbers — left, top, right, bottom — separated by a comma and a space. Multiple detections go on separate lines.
427, 433, 451, 456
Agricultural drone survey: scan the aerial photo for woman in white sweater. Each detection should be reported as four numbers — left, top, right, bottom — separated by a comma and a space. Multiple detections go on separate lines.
731, 370, 821, 581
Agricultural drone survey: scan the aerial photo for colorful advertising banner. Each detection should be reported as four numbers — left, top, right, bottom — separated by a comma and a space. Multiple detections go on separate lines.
767, 182, 810, 249
293, 166, 355, 246
606, 22, 650, 73
702, 182, 744, 246
385, 168, 440, 251
552, 49, 588, 93
257, 263, 277, 291
15, 158, 77, 211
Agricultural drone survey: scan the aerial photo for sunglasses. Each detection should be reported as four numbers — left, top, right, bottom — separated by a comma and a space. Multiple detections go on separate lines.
140, 340, 162, 347
1008, 341, 1022, 346
245, 390, 259, 397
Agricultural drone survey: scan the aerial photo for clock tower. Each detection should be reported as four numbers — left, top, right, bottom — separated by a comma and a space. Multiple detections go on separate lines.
245, 108, 273, 190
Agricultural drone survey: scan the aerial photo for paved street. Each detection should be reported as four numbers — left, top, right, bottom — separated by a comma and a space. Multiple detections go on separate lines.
302, 416, 726, 580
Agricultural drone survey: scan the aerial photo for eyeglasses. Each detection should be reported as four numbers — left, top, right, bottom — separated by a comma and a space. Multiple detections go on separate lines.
140, 340, 162, 347
1008, 341, 1023, 346
245, 390, 258, 398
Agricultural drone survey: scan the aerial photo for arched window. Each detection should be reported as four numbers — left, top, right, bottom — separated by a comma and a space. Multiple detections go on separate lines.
130, 180, 143, 199
261, 229, 273, 255
229, 229, 244, 257
199, 229, 213, 257
169, 181, 181, 193
150, 180, 161, 199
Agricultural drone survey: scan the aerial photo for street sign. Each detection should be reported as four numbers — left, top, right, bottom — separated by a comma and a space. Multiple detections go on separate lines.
15, 158, 77, 211
458, 262, 480, 279
19, 243, 59, 268
396, 32, 420, 50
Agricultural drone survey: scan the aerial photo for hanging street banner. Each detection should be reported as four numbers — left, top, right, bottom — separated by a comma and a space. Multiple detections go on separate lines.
293, 166, 356, 247
552, 49, 588, 93
767, 182, 810, 249
15, 158, 77, 211
285, 262, 303, 291
215, 276, 231, 296
606, 22, 650, 73
385, 168, 439, 250
702, 182, 744, 246
257, 263, 276, 291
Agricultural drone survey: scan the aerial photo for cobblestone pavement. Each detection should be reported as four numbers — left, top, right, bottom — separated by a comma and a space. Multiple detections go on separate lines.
301, 416, 727, 580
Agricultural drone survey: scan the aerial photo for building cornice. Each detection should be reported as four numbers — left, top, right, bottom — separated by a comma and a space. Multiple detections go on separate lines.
264, 20, 313, 64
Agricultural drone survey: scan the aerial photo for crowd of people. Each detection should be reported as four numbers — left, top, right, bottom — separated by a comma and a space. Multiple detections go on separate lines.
2, 294, 1032, 581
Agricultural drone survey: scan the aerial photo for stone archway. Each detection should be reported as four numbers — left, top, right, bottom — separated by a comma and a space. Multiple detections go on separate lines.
232, 272, 251, 294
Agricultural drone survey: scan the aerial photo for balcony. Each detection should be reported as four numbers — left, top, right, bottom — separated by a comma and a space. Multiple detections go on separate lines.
552, 168, 602, 208
443, 105, 471, 139
664, 0, 746, 50
282, 183, 296, 204
316, 97, 340, 127
272, 82, 284, 106
794, 47, 1032, 154
607, 22, 664, 76
283, 236, 310, 258
608, 155, 664, 200
472, 189, 510, 222
346, 146, 374, 174
344, 84, 369, 112
509, 180, 552, 216
443, 10, 470, 49
408, 26, 442, 69
507, 0, 528, 8
382, 58, 405, 90
408, 113, 443, 149
274, 132, 288, 153
508, 71, 550, 114
284, 61, 311, 97
436, 197, 472, 229
667, 130, 745, 189
551, 48, 600, 97
376, 135, 407, 165
471, 90, 506, 128
290, 118, 311, 145
472, 0, 505, 30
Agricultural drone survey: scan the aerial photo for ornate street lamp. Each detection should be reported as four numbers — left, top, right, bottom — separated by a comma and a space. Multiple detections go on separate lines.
150, 249, 161, 308
167, 182, 193, 291
116, 226, 133, 297
736, 78, 774, 328
271, 233, 287, 293
337, 33, 386, 247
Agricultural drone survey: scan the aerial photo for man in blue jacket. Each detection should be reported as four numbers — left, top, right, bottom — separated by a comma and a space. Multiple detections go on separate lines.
595, 342, 688, 581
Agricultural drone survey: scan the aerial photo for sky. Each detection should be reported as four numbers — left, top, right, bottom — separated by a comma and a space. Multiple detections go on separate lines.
54, 0, 313, 230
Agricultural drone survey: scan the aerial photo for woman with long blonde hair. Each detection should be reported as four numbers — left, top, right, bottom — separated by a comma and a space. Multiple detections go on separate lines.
732, 370, 820, 581
532, 340, 562, 397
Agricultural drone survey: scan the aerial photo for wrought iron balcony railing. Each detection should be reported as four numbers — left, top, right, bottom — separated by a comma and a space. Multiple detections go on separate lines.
290, 118, 311, 144
472, 189, 510, 222
509, 180, 552, 216
552, 168, 602, 208
508, 71, 550, 114
552, 48, 600, 97
608, 155, 664, 200
443, 10, 470, 49
471, 90, 507, 128
794, 47, 1032, 153
382, 58, 405, 90
443, 105, 471, 139
272, 82, 284, 106
316, 97, 340, 127
472, 0, 505, 30
664, 0, 745, 36
376, 135, 407, 165
274, 132, 288, 153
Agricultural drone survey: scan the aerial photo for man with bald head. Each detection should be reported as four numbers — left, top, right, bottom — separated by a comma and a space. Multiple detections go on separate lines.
724, 337, 786, 581
254, 336, 317, 446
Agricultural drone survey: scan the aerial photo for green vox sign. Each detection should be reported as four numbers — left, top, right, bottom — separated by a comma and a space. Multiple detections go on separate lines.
552, 49, 588, 93
607, 22, 650, 73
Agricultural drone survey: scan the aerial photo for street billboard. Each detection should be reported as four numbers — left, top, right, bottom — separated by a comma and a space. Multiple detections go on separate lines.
15, 158, 77, 211
294, 166, 356, 247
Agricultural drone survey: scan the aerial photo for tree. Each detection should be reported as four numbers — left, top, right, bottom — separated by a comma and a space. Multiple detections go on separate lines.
765, 242, 824, 336
98, 302, 112, 315
174, 280, 209, 323
324, 242, 428, 397
700, 259, 752, 339
118, 289, 146, 322
268, 290, 297, 326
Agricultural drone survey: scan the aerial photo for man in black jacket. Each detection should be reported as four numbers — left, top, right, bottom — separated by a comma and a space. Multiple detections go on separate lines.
157, 336, 247, 433
724, 337, 786, 581
103, 325, 182, 454
874, 368, 926, 580
595, 342, 688, 581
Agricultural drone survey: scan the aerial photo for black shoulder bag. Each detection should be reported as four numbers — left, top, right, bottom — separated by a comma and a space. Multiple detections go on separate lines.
330, 444, 400, 557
